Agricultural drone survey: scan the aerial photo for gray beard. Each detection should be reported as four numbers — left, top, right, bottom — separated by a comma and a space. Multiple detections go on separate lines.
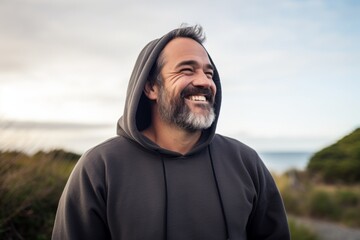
157, 85, 215, 132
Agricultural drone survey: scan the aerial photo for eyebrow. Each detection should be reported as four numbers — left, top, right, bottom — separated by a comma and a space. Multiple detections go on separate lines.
175, 60, 214, 71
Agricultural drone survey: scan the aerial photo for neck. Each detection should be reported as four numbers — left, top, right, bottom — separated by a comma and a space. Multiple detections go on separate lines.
142, 122, 202, 155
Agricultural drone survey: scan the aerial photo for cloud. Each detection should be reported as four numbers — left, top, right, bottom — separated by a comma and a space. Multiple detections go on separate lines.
1, 0, 359, 153
0, 120, 113, 130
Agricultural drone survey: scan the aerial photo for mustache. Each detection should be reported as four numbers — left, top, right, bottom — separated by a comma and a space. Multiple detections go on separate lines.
180, 86, 215, 103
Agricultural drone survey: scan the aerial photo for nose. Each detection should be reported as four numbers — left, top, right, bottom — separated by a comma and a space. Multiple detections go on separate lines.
192, 71, 215, 90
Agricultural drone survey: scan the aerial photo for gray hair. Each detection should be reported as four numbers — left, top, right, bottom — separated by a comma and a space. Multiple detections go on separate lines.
170, 24, 206, 44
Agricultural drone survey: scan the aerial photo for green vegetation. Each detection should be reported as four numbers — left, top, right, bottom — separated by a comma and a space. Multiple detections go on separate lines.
288, 219, 319, 240
0, 149, 78, 240
277, 170, 360, 228
307, 128, 360, 184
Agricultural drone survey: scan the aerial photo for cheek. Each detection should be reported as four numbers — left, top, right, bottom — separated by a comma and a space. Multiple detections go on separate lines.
166, 87, 182, 100
174, 81, 190, 95
164, 75, 190, 93
211, 82, 217, 96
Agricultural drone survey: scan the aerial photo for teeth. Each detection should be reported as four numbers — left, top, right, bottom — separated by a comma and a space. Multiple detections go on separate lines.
189, 95, 207, 101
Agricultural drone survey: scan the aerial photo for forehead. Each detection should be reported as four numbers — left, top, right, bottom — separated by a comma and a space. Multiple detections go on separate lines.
161, 38, 210, 66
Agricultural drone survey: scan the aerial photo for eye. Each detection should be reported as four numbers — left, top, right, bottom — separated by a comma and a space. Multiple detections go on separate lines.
180, 68, 194, 75
205, 71, 214, 79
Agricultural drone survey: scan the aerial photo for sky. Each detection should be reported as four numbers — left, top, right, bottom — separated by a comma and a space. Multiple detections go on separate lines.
1, 0, 360, 155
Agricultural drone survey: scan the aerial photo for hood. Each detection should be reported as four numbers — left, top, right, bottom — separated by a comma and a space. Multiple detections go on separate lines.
117, 27, 222, 156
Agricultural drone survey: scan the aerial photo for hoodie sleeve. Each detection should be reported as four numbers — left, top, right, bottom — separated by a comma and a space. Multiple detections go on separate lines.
209, 135, 290, 239
246, 154, 290, 239
52, 150, 110, 240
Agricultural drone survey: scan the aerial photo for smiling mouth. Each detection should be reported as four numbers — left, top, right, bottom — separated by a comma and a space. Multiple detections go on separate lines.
181, 86, 214, 104
187, 95, 207, 102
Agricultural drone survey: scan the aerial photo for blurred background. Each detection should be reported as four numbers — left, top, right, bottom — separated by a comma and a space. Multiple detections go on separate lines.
1, 1, 359, 239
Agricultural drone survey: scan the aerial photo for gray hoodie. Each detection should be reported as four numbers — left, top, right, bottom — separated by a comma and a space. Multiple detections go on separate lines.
52, 27, 290, 240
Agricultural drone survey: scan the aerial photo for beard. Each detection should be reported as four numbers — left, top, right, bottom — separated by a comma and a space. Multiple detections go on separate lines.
157, 84, 216, 132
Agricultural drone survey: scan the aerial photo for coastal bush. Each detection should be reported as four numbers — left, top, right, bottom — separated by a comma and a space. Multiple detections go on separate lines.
308, 190, 340, 220
335, 190, 359, 207
276, 171, 360, 228
288, 219, 319, 240
335, 189, 360, 227
0, 150, 77, 240
342, 208, 360, 227
307, 128, 360, 183
282, 190, 303, 215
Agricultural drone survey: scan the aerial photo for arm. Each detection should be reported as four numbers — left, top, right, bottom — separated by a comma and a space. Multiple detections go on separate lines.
52, 152, 110, 240
246, 157, 290, 240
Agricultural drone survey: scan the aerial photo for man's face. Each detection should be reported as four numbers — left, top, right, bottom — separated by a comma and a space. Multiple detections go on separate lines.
155, 37, 217, 132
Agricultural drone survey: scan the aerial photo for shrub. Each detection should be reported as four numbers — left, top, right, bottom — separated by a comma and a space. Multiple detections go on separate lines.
0, 150, 76, 240
342, 208, 360, 228
307, 128, 360, 183
276, 171, 360, 228
308, 190, 340, 220
282, 190, 303, 215
288, 219, 319, 240
335, 190, 359, 207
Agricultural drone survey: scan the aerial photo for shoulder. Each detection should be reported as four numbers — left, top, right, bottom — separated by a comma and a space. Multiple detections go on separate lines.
211, 134, 278, 192
70, 136, 133, 174
212, 134, 259, 159
80, 135, 140, 162
211, 134, 268, 176
83, 136, 129, 157
64, 136, 133, 189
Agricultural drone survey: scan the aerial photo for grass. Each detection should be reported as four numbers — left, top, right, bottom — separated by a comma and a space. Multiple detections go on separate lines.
288, 219, 319, 240
0, 150, 76, 240
275, 169, 360, 228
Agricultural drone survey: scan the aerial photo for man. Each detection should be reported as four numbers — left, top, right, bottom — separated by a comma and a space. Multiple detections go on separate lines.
52, 25, 290, 240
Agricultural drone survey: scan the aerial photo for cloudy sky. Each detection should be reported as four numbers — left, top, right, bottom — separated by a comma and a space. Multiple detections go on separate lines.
1, 0, 359, 154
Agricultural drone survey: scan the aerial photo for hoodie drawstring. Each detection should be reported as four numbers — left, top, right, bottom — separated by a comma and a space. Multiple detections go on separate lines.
161, 156, 168, 239
208, 145, 230, 239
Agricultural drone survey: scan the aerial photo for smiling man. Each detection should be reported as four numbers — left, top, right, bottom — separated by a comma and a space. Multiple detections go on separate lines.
142, 37, 217, 154
52, 25, 290, 240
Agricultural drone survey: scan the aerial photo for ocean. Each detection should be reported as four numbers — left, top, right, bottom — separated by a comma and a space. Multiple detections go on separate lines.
258, 151, 314, 174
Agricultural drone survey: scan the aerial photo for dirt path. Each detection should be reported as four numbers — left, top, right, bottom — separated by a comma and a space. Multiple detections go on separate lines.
291, 216, 360, 240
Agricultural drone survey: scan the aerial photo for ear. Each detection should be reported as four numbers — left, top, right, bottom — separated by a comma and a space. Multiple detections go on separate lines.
144, 81, 158, 100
